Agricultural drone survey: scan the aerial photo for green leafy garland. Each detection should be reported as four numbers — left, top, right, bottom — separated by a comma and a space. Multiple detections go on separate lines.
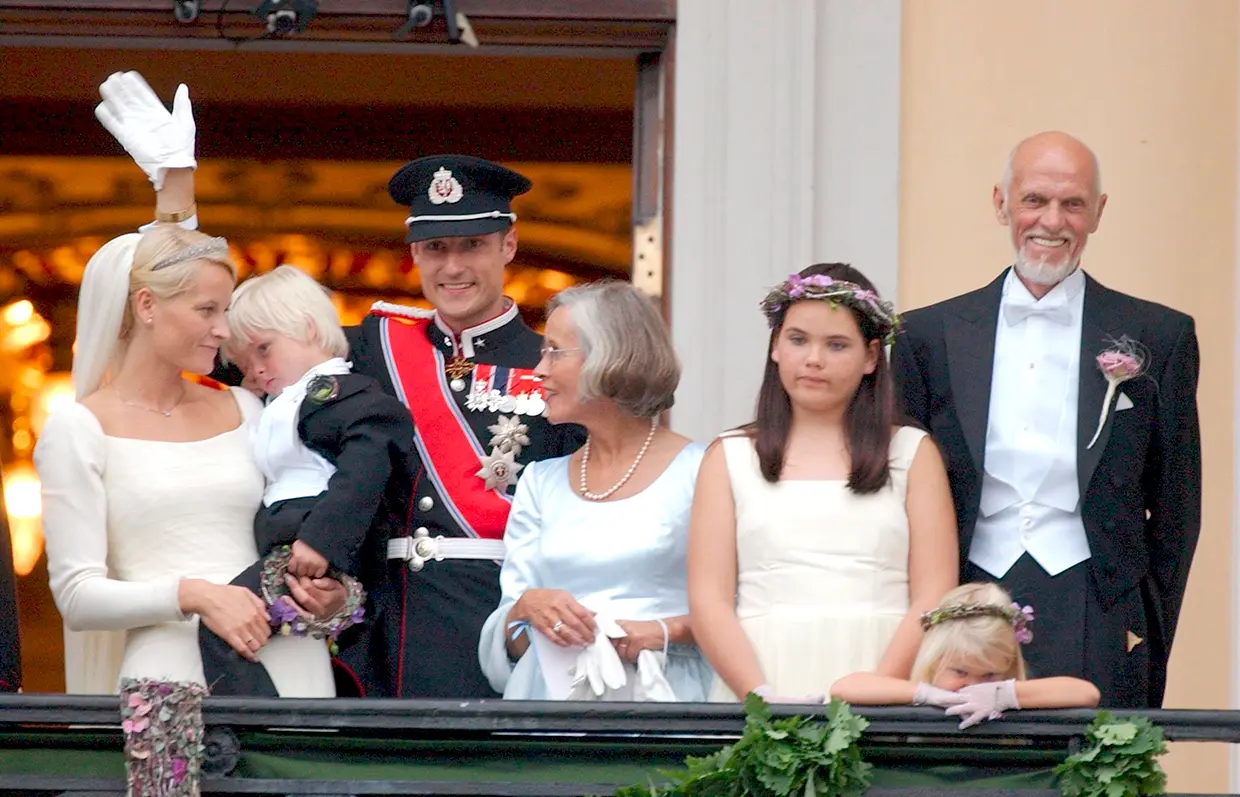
614, 694, 872, 797
1054, 712, 1168, 797
614, 699, 1169, 797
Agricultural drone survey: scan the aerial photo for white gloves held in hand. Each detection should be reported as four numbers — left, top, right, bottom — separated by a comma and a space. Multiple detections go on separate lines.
570, 616, 627, 698
939, 679, 1021, 729
96, 71, 197, 190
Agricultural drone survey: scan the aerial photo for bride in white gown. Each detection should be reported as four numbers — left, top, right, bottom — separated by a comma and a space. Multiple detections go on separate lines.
34, 221, 335, 697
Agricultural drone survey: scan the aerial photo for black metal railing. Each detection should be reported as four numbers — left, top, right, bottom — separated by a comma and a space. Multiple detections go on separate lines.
1, 696, 1237, 796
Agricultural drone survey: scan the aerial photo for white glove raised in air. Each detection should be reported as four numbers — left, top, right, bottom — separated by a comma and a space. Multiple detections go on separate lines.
95, 71, 197, 190
944, 679, 1021, 729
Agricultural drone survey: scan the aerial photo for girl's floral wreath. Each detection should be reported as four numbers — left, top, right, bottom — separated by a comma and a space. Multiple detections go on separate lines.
259, 545, 367, 654
760, 273, 902, 346
920, 602, 1036, 645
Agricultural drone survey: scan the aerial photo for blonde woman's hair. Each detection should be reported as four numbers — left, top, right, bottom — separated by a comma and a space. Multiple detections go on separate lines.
73, 225, 237, 398
224, 265, 348, 362
910, 583, 1028, 684
124, 225, 237, 341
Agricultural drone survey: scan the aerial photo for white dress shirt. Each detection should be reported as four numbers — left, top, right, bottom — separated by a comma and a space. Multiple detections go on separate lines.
254, 357, 354, 508
969, 268, 1091, 578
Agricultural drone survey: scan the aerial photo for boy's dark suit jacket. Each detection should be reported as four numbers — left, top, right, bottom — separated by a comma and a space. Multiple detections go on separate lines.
891, 269, 1201, 706
254, 372, 415, 589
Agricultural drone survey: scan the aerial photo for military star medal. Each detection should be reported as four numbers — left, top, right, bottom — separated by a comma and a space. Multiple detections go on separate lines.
445, 354, 473, 392
476, 448, 523, 491
487, 415, 530, 456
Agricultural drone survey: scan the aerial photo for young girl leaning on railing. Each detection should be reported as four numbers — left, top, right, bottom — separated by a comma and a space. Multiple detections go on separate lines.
831, 582, 1100, 728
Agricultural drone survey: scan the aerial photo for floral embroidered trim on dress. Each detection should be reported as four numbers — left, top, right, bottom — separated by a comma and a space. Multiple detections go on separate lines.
120, 678, 207, 797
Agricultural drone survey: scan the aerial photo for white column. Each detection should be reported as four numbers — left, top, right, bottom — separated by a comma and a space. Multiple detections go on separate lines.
669, 0, 903, 441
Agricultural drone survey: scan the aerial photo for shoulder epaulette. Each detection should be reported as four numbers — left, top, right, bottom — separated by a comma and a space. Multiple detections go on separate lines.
369, 300, 436, 321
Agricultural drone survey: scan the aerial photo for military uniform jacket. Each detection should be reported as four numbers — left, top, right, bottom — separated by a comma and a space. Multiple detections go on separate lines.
342, 301, 584, 698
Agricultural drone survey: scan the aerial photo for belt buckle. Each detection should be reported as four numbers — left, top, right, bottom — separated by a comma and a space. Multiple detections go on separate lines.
406, 528, 448, 572
414, 536, 439, 560
407, 527, 430, 572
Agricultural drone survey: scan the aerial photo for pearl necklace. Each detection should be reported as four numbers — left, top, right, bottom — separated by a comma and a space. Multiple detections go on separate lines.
578, 417, 659, 501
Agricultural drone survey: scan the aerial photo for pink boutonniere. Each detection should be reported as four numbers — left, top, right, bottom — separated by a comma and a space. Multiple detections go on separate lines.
1087, 337, 1147, 449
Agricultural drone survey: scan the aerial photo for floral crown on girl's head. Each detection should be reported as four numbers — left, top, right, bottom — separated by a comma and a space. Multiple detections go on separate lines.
760, 273, 902, 346
919, 602, 1035, 645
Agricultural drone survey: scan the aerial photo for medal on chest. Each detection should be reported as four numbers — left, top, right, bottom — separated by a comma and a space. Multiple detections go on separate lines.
445, 354, 473, 393
464, 364, 546, 417
476, 414, 530, 491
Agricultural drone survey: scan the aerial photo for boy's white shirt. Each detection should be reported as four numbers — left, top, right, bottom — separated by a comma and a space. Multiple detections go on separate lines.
253, 357, 353, 507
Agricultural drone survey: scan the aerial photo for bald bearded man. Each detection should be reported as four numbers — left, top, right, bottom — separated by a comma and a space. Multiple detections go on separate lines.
892, 132, 1201, 708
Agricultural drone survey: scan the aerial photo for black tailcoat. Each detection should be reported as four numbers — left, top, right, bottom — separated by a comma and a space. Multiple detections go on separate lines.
891, 270, 1201, 707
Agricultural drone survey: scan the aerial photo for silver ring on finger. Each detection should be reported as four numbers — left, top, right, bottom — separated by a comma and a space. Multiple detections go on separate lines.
552, 621, 565, 633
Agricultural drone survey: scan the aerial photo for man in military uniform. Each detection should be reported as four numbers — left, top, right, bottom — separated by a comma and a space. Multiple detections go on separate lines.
0, 474, 21, 692
339, 155, 584, 698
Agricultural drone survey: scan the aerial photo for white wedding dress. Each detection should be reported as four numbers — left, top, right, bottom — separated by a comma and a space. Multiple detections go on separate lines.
35, 387, 334, 696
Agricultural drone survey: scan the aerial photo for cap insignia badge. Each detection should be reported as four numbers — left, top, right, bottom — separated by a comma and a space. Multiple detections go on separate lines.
428, 166, 464, 205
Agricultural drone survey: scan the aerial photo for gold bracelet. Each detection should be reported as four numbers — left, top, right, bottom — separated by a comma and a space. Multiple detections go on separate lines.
155, 204, 197, 224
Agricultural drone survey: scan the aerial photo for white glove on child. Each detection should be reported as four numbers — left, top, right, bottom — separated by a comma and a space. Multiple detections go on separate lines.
913, 682, 968, 708
944, 679, 1021, 729
752, 684, 826, 704
95, 71, 197, 190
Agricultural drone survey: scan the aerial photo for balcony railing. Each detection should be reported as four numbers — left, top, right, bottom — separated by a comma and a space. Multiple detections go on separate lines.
2, 695, 1238, 795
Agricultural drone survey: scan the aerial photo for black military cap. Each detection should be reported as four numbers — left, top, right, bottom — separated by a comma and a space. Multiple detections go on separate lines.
388, 154, 533, 243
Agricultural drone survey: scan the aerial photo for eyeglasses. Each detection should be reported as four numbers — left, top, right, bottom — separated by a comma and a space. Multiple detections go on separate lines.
539, 344, 581, 362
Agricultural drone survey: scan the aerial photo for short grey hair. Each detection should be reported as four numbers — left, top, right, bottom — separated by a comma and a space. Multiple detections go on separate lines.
546, 281, 679, 419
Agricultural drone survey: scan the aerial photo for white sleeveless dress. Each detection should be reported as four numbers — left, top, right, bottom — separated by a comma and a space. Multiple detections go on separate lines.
34, 387, 334, 696
710, 425, 926, 700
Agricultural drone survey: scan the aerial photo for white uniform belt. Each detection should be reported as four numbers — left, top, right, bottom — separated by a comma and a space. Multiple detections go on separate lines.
387, 536, 506, 562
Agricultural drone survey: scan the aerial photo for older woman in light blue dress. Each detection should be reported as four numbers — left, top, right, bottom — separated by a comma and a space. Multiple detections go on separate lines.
478, 282, 712, 701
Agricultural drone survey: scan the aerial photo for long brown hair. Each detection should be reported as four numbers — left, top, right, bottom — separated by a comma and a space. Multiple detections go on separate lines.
749, 263, 895, 493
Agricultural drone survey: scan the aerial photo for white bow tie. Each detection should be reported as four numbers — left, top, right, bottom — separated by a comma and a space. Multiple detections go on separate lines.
1003, 297, 1073, 327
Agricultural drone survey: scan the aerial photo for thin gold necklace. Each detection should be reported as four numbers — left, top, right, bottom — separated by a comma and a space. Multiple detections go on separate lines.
113, 384, 186, 418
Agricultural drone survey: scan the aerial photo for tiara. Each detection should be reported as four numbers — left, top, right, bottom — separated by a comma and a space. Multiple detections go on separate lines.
150, 237, 230, 271
760, 273, 901, 346
920, 601, 1035, 645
